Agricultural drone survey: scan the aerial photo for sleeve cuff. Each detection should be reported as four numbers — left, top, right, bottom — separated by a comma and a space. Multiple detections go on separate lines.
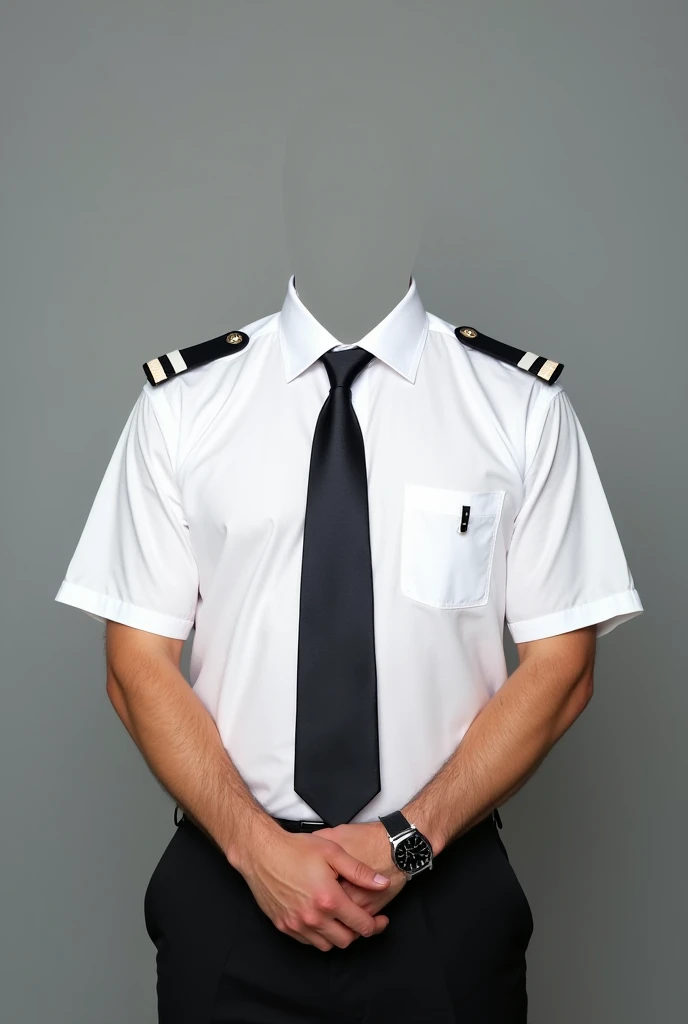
54, 580, 194, 641
507, 589, 644, 643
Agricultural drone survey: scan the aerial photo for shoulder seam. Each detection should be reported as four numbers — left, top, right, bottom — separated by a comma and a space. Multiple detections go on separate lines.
142, 383, 179, 475
524, 386, 565, 480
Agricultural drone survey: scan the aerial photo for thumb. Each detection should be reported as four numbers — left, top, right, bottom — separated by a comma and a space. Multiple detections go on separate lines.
328, 848, 391, 889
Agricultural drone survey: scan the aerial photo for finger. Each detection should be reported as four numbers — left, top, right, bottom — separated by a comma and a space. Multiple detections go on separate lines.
339, 914, 389, 941
298, 917, 387, 946
302, 901, 366, 948
332, 890, 386, 938
338, 881, 389, 920
328, 848, 391, 891
299, 914, 380, 950
277, 901, 360, 950
285, 925, 334, 951
330, 881, 391, 934
318, 918, 361, 949
328, 877, 393, 937
284, 908, 389, 949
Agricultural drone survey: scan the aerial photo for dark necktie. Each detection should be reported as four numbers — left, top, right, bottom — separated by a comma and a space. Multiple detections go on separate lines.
294, 346, 381, 826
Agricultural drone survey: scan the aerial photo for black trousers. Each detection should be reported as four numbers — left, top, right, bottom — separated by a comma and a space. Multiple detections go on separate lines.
143, 812, 533, 1023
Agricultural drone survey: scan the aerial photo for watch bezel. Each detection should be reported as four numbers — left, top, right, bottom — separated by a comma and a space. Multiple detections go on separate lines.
389, 823, 434, 878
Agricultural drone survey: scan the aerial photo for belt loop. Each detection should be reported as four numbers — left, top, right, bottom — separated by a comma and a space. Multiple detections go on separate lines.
493, 807, 503, 829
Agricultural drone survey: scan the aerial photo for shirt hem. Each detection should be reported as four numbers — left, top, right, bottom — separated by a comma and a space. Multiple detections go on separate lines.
54, 580, 194, 640
506, 589, 643, 643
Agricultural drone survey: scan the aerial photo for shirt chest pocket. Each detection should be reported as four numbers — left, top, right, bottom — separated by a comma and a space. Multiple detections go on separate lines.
400, 484, 505, 609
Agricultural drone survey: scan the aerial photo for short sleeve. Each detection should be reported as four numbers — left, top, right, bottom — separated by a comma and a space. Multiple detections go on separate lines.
505, 387, 643, 643
54, 386, 199, 639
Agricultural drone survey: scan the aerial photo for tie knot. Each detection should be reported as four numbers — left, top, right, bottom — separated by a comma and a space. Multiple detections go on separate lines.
320, 347, 376, 391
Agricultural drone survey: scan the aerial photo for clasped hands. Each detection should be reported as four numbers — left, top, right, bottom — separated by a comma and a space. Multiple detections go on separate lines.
239, 819, 408, 952
317, 819, 408, 912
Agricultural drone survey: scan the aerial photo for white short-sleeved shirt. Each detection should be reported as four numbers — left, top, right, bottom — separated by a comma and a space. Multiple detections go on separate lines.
55, 275, 643, 821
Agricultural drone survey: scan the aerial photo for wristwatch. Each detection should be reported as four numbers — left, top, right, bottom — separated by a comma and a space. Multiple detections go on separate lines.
378, 810, 434, 880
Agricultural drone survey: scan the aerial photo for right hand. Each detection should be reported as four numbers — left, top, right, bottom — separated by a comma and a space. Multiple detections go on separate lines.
236, 828, 392, 951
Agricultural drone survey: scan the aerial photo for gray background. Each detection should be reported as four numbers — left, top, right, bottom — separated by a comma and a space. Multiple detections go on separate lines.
1, 2, 685, 1021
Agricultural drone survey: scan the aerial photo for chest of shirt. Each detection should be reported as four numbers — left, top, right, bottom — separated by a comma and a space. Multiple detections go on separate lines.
172, 333, 526, 606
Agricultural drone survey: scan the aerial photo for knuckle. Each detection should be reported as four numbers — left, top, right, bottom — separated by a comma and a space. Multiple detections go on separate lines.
354, 861, 369, 884
314, 892, 336, 913
301, 909, 320, 928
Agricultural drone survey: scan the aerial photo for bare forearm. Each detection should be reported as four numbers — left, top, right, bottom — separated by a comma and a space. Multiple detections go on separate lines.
106, 644, 280, 868
403, 632, 595, 855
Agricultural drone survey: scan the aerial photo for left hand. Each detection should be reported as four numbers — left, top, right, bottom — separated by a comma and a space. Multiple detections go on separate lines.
316, 821, 408, 917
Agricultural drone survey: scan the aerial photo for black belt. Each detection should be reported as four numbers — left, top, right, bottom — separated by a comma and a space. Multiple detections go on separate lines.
269, 809, 503, 833
271, 816, 329, 832
174, 807, 503, 832
173, 806, 332, 832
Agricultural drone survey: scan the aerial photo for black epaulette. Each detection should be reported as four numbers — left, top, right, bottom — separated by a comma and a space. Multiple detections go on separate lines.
454, 326, 563, 385
143, 330, 250, 387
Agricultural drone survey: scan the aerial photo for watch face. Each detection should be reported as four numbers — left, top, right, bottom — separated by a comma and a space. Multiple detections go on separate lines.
395, 832, 432, 873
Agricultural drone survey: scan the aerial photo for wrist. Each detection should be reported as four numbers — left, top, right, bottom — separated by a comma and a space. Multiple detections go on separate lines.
224, 811, 284, 874
400, 803, 447, 857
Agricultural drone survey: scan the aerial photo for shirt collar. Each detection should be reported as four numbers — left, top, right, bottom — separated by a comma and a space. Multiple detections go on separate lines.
278, 273, 429, 383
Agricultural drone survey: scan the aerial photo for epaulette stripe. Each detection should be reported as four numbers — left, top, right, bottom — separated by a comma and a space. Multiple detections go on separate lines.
167, 349, 187, 373
158, 353, 176, 379
516, 351, 539, 371
143, 330, 250, 386
538, 359, 562, 382
527, 354, 547, 377
146, 358, 166, 385
455, 326, 563, 385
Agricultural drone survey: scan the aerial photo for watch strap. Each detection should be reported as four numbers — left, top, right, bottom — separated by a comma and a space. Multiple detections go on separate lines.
379, 809, 412, 838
